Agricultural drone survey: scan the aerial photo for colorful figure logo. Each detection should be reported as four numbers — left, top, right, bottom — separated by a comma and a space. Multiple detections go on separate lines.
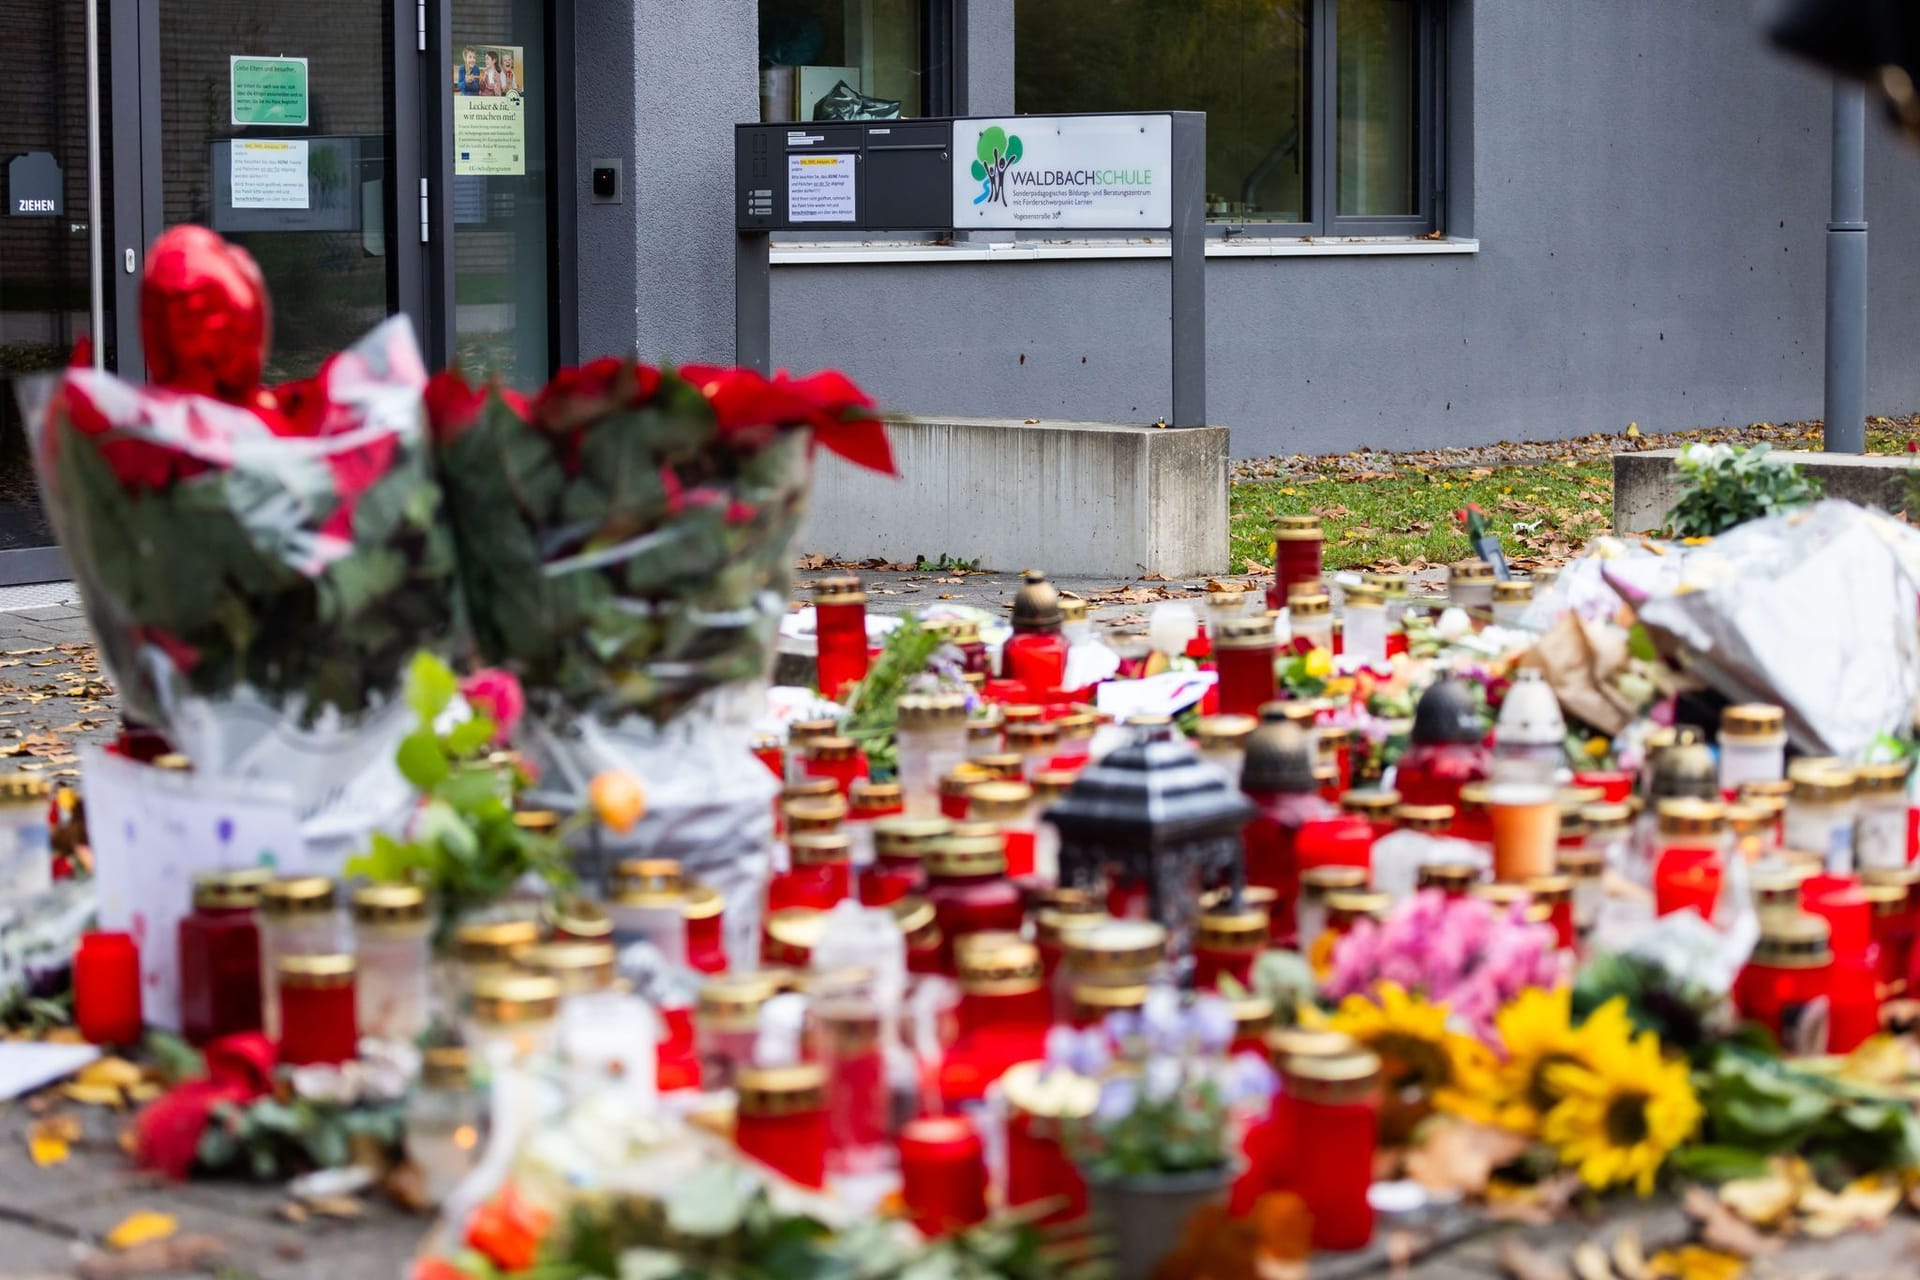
970, 126, 1023, 206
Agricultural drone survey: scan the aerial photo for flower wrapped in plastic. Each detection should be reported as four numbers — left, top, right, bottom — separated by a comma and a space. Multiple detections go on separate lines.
21, 226, 457, 843
427, 357, 894, 958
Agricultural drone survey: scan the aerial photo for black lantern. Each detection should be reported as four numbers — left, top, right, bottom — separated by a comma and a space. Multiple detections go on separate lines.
1045, 722, 1255, 985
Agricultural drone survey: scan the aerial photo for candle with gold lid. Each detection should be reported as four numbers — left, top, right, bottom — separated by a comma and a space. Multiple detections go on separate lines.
897, 692, 969, 818
785, 718, 840, 785
1289, 591, 1333, 652
1449, 559, 1495, 611
735, 1064, 830, 1189
1284, 1050, 1382, 1250
812, 575, 869, 701
968, 780, 1039, 877
998, 1061, 1100, 1222
258, 876, 342, 1042
1269, 514, 1325, 609
277, 953, 358, 1066
1785, 763, 1857, 874
1718, 704, 1788, 793
351, 883, 431, 1042
1853, 761, 1912, 871
1194, 906, 1269, 991
1195, 714, 1258, 788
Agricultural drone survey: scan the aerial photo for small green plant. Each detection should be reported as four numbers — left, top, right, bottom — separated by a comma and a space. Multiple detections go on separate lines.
1662, 443, 1822, 538
916, 552, 985, 572
345, 653, 573, 947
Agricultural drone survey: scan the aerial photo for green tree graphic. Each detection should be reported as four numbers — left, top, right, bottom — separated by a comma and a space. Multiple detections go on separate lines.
969, 126, 1023, 205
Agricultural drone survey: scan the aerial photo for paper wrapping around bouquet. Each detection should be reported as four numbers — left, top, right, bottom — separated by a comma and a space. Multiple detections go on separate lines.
1619, 500, 1920, 758
528, 680, 778, 969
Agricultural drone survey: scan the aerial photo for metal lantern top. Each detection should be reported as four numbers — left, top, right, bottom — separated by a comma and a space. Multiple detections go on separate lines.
1044, 720, 1256, 852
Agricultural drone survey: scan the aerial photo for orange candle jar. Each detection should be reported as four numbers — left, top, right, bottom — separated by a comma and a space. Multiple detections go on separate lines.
1487, 782, 1560, 882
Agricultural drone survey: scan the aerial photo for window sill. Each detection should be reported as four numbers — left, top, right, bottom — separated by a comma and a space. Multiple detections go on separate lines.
768, 236, 1479, 265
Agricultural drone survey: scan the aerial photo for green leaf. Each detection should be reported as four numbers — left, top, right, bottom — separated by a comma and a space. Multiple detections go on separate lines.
405, 651, 459, 723
397, 728, 451, 791
1670, 1144, 1771, 1183
143, 1030, 206, 1085
444, 716, 498, 759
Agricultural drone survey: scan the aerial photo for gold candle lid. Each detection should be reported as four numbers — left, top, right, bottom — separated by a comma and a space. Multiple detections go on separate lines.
260, 876, 338, 916
1525, 874, 1573, 906
1864, 883, 1909, 918
1062, 920, 1166, 972
516, 940, 617, 994
1752, 912, 1833, 968
1656, 798, 1727, 837
788, 832, 852, 867
967, 780, 1035, 822
1457, 783, 1491, 813
1301, 865, 1369, 900
1395, 804, 1457, 833
1450, 559, 1495, 583
897, 693, 968, 729
1214, 616, 1277, 651
1031, 769, 1080, 805
966, 716, 1003, 744
812, 574, 866, 606
1003, 704, 1047, 725
1343, 582, 1385, 608
783, 796, 848, 833
1070, 983, 1150, 1020
1362, 571, 1409, 597
421, 1046, 472, 1090
456, 918, 541, 967
1492, 580, 1533, 604
941, 763, 993, 797
1284, 1049, 1383, 1104
1290, 593, 1332, 619
1740, 778, 1796, 802
1035, 908, 1111, 947
611, 857, 686, 904
1471, 882, 1533, 910
512, 809, 561, 835
1721, 704, 1786, 738
890, 896, 939, 945
1203, 883, 1279, 914
1788, 762, 1856, 802
545, 895, 614, 939
873, 815, 952, 859
1033, 884, 1103, 915
351, 883, 429, 925
1855, 762, 1912, 796
1005, 722, 1060, 754
1196, 908, 1269, 951
957, 937, 1043, 994
736, 1064, 827, 1116
1725, 803, 1775, 837
1342, 789, 1402, 815
1231, 995, 1275, 1038
192, 868, 268, 911
1556, 847, 1604, 877
1325, 890, 1391, 926
277, 953, 355, 989
785, 776, 839, 802
999, 1061, 1101, 1119
788, 717, 840, 745
970, 753, 1026, 781
762, 908, 828, 964
1418, 861, 1481, 892
1268, 1026, 1359, 1069
806, 736, 859, 763
1273, 514, 1324, 541
1751, 871, 1805, 908
1580, 802, 1633, 834
925, 824, 1007, 878
1194, 714, 1259, 748
697, 972, 782, 1031
849, 779, 903, 812
682, 883, 725, 921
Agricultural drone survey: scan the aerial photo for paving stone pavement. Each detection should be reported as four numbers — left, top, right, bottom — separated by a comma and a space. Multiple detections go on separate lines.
0, 584, 1907, 1277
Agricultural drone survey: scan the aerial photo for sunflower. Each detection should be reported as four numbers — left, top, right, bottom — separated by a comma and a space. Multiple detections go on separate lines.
1323, 983, 1495, 1140
1471, 988, 1638, 1136
1540, 1024, 1701, 1196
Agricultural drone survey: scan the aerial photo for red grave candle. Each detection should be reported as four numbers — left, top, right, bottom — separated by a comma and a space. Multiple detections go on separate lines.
803, 737, 869, 800
682, 885, 728, 974
735, 1065, 829, 1190
1653, 846, 1722, 919
1193, 908, 1269, 991
1865, 873, 1918, 987
177, 870, 265, 1045
926, 828, 1024, 970
817, 1000, 892, 1175
1000, 1062, 1099, 1224
74, 931, 143, 1047
1286, 1051, 1380, 1251
1526, 875, 1578, 952
276, 953, 358, 1066
955, 939, 1052, 1081
899, 1116, 989, 1237
812, 577, 870, 701
1734, 914, 1833, 1054
1269, 515, 1325, 610
1214, 618, 1278, 719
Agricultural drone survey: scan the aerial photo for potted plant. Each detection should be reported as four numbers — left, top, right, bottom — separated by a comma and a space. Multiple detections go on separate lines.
1069, 991, 1255, 1280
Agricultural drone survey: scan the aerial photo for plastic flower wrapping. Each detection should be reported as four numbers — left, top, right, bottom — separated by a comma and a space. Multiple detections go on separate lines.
21, 227, 457, 843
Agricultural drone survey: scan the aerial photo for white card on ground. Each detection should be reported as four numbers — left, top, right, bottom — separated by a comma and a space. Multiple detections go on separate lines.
0, 1041, 99, 1101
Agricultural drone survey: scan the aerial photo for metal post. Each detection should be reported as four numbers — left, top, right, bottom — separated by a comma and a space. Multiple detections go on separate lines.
735, 232, 771, 374
83, 0, 105, 371
1169, 111, 1206, 428
1824, 79, 1868, 453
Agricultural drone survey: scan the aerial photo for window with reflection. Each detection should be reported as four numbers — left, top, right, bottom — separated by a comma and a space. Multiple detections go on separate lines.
760, 0, 939, 121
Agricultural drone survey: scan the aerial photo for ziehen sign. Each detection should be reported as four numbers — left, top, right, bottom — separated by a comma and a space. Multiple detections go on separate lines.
952, 115, 1172, 230
8, 152, 63, 217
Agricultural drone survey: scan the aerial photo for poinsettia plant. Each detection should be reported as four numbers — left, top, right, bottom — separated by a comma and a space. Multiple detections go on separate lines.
31, 226, 458, 725
427, 357, 895, 724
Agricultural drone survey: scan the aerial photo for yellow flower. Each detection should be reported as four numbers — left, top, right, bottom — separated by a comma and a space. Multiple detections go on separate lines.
1323, 675, 1355, 699
1584, 737, 1611, 758
1469, 989, 1636, 1136
1541, 1024, 1701, 1196
1303, 648, 1333, 680
1325, 982, 1492, 1100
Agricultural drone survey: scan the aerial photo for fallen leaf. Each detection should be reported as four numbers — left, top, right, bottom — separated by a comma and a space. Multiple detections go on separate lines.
1797, 1176, 1901, 1238
76, 1234, 225, 1279
61, 1082, 127, 1108
277, 1202, 309, 1225
1717, 1161, 1802, 1230
77, 1058, 144, 1090
1403, 1118, 1532, 1195
1683, 1186, 1781, 1258
794, 553, 829, 571
1386, 1229, 1415, 1279
1485, 1172, 1584, 1225
104, 1212, 178, 1251
1646, 1245, 1745, 1280
27, 1112, 80, 1166
1612, 1230, 1651, 1280
381, 1159, 432, 1215
1571, 1241, 1615, 1280
300, 1194, 365, 1219
1499, 1238, 1573, 1280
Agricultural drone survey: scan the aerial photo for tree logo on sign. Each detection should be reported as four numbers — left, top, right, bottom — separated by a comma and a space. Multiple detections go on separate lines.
970, 126, 1023, 206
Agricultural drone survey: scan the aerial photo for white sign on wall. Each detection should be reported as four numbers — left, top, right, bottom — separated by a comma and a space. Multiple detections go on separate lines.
952, 114, 1172, 230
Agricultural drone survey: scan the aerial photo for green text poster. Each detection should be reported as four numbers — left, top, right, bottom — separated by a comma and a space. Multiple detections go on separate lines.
231, 56, 309, 127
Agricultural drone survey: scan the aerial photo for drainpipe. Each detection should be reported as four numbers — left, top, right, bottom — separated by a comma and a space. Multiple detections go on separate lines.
1824, 78, 1867, 453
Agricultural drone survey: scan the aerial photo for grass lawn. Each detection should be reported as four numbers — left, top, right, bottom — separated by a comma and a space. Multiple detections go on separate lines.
1226, 415, 1920, 576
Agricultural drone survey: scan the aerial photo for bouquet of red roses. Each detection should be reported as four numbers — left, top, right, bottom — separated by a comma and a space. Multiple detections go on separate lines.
428, 356, 893, 724
23, 227, 457, 831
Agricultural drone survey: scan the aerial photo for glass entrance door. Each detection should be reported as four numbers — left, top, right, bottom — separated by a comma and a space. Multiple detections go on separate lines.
152, 0, 400, 382
0, 0, 111, 582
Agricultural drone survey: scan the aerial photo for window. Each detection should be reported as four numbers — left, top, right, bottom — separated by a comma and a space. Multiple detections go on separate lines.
760, 0, 949, 122
1014, 0, 1439, 235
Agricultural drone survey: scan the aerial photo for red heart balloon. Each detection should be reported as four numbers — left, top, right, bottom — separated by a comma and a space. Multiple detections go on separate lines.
139, 225, 271, 403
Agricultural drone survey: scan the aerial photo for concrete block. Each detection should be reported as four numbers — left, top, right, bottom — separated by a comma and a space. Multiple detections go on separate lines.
1613, 448, 1920, 533
799, 417, 1230, 577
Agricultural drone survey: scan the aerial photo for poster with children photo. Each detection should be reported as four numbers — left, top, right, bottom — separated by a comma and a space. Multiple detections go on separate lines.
452, 43, 528, 174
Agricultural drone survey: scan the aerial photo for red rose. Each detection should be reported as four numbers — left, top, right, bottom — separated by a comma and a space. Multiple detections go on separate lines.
677, 364, 811, 447
777, 368, 896, 476
424, 371, 529, 446
131, 1031, 274, 1180
140, 226, 271, 405
534, 356, 648, 431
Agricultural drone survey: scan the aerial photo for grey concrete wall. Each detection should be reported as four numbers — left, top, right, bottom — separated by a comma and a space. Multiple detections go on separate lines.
762, 0, 1920, 458
575, 0, 756, 364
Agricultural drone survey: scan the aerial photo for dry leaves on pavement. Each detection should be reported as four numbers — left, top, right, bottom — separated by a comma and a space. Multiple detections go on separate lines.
1402, 1117, 1532, 1196
26, 1112, 81, 1166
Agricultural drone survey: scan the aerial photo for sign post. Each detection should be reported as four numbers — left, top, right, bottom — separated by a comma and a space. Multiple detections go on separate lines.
734, 111, 1207, 427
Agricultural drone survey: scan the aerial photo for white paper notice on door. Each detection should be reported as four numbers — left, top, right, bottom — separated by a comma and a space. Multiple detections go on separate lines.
231, 138, 310, 209
787, 152, 856, 222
